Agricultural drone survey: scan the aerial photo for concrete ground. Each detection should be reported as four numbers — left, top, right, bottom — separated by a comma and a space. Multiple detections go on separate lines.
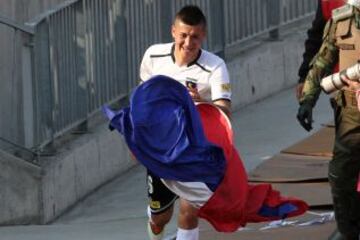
0, 87, 333, 240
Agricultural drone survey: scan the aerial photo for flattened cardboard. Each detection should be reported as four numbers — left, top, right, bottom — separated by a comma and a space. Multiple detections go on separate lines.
248, 154, 330, 183
281, 127, 335, 157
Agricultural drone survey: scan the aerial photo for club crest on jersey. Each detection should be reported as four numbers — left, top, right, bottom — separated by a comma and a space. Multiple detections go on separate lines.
185, 77, 198, 89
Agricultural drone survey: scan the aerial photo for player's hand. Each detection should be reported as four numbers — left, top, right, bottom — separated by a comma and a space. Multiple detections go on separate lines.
297, 102, 313, 132
188, 87, 202, 101
296, 83, 304, 101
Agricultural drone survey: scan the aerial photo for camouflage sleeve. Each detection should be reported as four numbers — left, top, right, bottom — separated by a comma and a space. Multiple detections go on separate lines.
300, 20, 339, 106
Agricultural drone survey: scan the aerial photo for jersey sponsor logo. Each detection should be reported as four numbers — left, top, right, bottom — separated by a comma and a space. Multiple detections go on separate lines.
221, 83, 231, 92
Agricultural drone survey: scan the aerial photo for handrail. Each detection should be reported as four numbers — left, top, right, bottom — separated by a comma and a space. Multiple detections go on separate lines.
0, 14, 34, 34
25, 0, 79, 27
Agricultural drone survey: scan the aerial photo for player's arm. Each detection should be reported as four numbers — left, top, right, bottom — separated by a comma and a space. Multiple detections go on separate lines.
210, 62, 232, 118
139, 46, 153, 84
213, 99, 231, 118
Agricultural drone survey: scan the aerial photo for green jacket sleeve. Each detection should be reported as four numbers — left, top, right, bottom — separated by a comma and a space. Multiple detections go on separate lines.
300, 20, 339, 106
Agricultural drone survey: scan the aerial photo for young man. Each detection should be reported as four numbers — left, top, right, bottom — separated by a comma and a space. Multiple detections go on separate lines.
139, 5, 231, 240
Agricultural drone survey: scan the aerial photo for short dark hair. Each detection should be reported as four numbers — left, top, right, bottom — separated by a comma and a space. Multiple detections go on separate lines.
175, 5, 207, 28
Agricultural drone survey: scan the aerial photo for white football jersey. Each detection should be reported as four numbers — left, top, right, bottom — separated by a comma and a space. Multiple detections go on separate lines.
140, 43, 231, 102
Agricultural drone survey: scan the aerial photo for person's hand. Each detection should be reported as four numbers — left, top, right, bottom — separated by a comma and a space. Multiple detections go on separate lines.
188, 87, 202, 101
341, 76, 360, 91
296, 83, 304, 101
213, 99, 232, 119
297, 102, 313, 131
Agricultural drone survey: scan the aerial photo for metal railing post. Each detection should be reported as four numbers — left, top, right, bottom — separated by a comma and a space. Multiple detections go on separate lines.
31, 17, 56, 154
209, 0, 225, 58
267, 0, 281, 40
73, 1, 88, 134
159, 0, 172, 43
22, 31, 36, 148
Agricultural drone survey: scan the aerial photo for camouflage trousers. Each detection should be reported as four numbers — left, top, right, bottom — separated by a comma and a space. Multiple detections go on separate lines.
330, 92, 360, 240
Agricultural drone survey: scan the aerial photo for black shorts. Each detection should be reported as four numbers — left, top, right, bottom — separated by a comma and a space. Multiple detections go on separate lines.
147, 170, 178, 214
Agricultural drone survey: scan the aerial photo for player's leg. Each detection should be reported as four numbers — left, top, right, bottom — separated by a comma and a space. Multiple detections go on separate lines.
147, 170, 178, 240
147, 206, 174, 240
176, 198, 199, 240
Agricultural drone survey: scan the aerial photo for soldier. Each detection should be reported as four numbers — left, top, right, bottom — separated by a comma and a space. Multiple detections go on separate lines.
297, 1, 360, 239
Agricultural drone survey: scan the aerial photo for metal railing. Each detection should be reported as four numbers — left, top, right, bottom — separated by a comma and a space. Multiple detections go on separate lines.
223, 0, 317, 45
0, 0, 317, 153
0, 15, 38, 164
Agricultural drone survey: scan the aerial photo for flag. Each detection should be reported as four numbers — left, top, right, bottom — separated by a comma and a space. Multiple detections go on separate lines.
103, 75, 308, 232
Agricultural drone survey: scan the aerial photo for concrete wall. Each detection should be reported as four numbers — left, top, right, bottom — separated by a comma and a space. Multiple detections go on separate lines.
0, 117, 135, 225
0, 150, 41, 225
227, 29, 306, 110
40, 121, 135, 223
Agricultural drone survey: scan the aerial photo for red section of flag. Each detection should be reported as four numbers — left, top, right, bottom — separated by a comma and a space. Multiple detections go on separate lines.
197, 103, 308, 232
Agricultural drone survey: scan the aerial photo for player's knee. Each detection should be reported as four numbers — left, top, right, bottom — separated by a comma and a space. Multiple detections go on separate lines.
180, 206, 197, 218
178, 200, 198, 228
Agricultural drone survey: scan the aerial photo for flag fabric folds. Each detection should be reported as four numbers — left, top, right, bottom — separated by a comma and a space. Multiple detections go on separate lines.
103, 75, 308, 232
103, 75, 226, 191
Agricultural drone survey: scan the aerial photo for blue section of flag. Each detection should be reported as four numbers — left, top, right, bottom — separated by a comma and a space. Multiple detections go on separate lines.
103, 75, 225, 190
258, 203, 298, 218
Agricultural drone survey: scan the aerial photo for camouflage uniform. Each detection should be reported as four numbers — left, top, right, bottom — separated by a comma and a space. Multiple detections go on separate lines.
299, 4, 360, 240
